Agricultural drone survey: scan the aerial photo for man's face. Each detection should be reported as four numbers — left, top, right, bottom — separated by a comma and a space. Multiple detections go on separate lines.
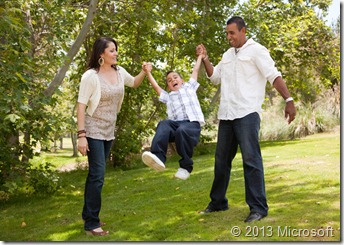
166, 72, 183, 91
226, 23, 246, 48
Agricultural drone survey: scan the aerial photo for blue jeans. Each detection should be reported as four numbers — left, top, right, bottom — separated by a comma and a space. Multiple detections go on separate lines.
208, 112, 268, 216
82, 137, 113, 231
151, 120, 201, 173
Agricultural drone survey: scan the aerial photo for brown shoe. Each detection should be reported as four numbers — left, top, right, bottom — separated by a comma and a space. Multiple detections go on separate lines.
85, 229, 109, 236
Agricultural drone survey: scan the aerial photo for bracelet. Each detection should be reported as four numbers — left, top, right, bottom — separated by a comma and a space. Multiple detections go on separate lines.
285, 97, 294, 103
78, 135, 86, 139
203, 56, 208, 61
77, 129, 86, 135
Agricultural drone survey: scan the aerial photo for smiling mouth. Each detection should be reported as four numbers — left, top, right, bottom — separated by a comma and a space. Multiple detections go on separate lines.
173, 83, 178, 87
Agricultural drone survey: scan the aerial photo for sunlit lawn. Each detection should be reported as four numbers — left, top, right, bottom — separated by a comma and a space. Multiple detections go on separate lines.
0, 130, 340, 241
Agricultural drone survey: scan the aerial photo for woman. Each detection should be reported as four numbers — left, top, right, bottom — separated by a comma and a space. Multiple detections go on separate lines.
77, 37, 148, 236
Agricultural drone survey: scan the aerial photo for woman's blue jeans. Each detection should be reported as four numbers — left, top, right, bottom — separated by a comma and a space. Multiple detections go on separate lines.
82, 137, 113, 231
208, 112, 268, 216
151, 120, 201, 173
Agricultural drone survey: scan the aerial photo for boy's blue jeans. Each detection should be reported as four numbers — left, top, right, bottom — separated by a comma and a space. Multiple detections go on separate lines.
151, 120, 201, 173
82, 138, 113, 231
208, 112, 268, 216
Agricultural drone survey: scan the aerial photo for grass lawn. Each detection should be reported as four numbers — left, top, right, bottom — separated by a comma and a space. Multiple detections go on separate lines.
0, 130, 340, 241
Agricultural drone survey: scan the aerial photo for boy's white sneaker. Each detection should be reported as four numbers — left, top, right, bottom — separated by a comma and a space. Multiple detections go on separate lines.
174, 168, 190, 180
142, 151, 165, 171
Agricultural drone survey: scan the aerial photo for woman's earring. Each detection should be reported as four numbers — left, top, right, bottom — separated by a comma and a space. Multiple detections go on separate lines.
98, 57, 104, 66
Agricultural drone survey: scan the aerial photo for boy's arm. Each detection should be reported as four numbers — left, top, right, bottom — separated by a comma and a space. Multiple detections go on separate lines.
147, 71, 163, 96
190, 55, 203, 80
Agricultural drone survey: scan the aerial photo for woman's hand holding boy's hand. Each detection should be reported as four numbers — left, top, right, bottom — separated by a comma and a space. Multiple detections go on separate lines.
142, 62, 153, 74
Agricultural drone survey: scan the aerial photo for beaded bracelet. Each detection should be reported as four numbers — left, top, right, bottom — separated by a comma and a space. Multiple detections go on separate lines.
77, 129, 86, 135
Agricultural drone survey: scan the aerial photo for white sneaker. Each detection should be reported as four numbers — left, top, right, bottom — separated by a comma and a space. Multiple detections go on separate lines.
142, 151, 166, 171
174, 168, 190, 180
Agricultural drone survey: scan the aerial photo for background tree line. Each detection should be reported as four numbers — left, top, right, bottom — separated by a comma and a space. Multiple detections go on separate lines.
0, 0, 340, 195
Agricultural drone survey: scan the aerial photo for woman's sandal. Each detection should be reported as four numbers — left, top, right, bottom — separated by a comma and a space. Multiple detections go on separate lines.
85, 229, 109, 236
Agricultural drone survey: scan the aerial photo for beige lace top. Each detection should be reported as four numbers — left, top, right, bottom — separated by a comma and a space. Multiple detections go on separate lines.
85, 75, 124, 140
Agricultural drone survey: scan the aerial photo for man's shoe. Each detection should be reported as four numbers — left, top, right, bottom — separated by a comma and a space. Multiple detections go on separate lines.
174, 168, 190, 180
199, 207, 229, 214
142, 151, 165, 171
244, 212, 267, 222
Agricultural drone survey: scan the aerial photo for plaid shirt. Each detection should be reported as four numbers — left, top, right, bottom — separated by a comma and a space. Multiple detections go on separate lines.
159, 78, 205, 126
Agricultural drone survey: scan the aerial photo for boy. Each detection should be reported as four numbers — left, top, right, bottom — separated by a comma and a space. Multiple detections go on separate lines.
142, 55, 205, 180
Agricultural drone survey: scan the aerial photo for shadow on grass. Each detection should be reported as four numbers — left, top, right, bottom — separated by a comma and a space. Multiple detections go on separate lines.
0, 131, 340, 241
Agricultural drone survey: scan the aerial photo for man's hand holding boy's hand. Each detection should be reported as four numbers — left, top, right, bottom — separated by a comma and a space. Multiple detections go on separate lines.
196, 44, 207, 59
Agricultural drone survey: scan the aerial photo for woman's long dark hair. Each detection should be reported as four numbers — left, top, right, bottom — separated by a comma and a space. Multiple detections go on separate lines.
87, 37, 118, 71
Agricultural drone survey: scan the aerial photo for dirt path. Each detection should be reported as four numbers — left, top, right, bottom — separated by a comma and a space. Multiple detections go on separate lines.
57, 161, 88, 172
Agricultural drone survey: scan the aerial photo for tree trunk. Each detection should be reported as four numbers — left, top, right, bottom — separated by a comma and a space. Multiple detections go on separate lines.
71, 132, 78, 157
43, 0, 99, 97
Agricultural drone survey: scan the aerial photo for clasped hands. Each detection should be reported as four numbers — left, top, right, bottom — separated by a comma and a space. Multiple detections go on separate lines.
196, 44, 207, 59
142, 62, 153, 74
141, 44, 207, 74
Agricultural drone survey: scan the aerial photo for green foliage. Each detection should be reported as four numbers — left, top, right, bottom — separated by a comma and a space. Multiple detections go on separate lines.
0, 191, 10, 202
0, 131, 340, 241
239, 0, 340, 103
28, 162, 61, 195
0, 0, 88, 191
1, 161, 60, 198
260, 85, 340, 140
0, 0, 340, 187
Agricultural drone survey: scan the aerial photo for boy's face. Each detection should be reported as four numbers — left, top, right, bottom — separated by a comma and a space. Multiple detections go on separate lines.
166, 72, 184, 91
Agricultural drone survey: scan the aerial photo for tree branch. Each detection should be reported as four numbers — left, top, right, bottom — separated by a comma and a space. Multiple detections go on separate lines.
43, 0, 99, 97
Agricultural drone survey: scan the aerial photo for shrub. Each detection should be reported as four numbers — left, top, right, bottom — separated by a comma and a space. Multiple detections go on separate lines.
260, 87, 340, 141
29, 162, 60, 195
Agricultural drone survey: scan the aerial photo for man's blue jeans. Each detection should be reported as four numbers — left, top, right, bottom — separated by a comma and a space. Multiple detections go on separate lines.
151, 120, 201, 173
82, 138, 113, 231
208, 112, 268, 216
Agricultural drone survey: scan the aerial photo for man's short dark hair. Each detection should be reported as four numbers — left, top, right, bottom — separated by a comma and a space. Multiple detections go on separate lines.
227, 16, 246, 31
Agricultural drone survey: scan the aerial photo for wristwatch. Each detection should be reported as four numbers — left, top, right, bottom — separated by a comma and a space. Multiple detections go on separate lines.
285, 97, 294, 103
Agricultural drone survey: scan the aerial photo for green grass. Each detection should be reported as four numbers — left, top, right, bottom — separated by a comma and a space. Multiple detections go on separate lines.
0, 130, 340, 241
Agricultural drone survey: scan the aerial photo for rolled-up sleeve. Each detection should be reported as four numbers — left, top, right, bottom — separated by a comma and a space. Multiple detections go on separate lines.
254, 46, 281, 86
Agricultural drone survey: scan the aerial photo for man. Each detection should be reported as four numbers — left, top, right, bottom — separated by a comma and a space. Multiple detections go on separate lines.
196, 16, 296, 222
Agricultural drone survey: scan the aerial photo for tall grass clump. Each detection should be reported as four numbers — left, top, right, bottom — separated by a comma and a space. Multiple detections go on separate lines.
260, 86, 340, 141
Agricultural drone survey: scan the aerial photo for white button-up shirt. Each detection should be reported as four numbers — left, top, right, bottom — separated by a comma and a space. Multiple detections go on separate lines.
159, 78, 205, 125
209, 38, 282, 120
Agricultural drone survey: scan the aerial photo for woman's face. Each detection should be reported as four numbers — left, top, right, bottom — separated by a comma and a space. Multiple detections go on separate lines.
100, 42, 118, 66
